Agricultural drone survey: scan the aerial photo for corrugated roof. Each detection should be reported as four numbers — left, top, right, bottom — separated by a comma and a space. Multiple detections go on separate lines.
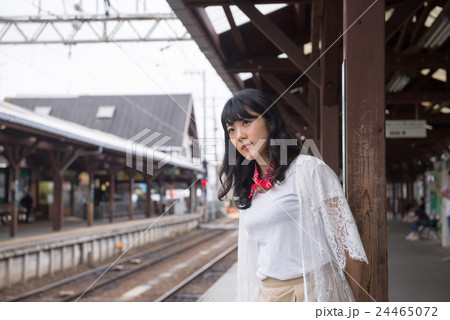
7, 94, 194, 147
0, 100, 203, 173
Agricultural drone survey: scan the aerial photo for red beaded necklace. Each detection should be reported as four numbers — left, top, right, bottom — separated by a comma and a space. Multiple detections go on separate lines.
248, 160, 275, 198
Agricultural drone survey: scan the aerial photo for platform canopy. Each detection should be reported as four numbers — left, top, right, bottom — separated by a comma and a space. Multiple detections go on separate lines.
167, 0, 450, 180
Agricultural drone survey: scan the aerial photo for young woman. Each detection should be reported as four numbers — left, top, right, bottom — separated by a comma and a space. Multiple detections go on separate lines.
217, 88, 369, 302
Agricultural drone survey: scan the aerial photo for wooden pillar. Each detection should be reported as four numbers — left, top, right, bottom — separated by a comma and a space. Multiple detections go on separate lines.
8, 166, 19, 237
344, 0, 387, 301
157, 177, 163, 215
308, 0, 322, 144
109, 170, 116, 223
80, 156, 100, 227
320, 0, 341, 174
127, 169, 135, 220
46, 149, 76, 231
169, 180, 175, 215
392, 181, 397, 220
107, 162, 121, 223
2, 142, 38, 237
144, 174, 152, 218
87, 171, 94, 226
53, 174, 64, 230
188, 177, 195, 214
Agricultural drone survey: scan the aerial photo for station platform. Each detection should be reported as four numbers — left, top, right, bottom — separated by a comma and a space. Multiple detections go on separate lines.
0, 213, 202, 289
198, 214, 450, 302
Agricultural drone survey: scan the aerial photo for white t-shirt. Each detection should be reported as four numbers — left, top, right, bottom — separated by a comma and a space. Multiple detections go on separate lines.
241, 160, 329, 281
440, 184, 450, 217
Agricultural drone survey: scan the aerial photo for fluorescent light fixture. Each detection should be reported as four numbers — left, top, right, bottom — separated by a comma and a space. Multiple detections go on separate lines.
277, 53, 288, 59
303, 42, 312, 55
420, 68, 431, 76
441, 107, 450, 114
424, 6, 442, 27
431, 68, 446, 82
238, 72, 252, 81
34, 106, 52, 115
385, 8, 395, 22
96, 106, 116, 119
386, 72, 410, 92
423, 11, 450, 48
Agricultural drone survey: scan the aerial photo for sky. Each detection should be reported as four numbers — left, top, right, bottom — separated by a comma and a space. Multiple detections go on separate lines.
0, 0, 233, 163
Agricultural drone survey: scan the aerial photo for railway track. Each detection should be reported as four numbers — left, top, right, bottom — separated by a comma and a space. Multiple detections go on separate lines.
8, 228, 226, 302
155, 243, 237, 302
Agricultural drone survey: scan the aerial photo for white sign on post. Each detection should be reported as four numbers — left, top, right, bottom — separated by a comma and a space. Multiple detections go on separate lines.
386, 120, 427, 138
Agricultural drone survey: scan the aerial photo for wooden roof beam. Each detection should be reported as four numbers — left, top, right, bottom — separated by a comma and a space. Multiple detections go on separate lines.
386, 52, 450, 70
223, 5, 248, 56
225, 56, 296, 72
259, 72, 316, 130
184, 0, 311, 6
385, 0, 424, 42
386, 91, 450, 104
236, 2, 321, 87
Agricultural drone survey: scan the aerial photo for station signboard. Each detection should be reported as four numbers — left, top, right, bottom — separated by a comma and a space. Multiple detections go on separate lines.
385, 120, 427, 138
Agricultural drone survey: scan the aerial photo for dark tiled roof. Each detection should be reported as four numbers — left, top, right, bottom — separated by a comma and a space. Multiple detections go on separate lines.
7, 95, 194, 147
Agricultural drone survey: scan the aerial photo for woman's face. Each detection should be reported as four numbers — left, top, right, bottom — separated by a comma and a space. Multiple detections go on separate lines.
226, 108, 271, 161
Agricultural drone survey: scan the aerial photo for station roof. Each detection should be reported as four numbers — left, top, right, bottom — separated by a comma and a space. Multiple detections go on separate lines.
168, 0, 450, 177
6, 94, 198, 149
0, 100, 204, 173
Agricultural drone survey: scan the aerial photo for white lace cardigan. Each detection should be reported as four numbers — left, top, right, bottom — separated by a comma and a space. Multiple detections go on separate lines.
237, 154, 369, 301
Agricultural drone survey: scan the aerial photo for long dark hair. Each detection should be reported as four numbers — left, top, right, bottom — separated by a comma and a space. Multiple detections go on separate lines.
217, 88, 300, 209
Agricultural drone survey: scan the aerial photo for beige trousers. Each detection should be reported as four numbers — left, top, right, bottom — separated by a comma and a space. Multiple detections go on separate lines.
257, 264, 351, 302
257, 276, 305, 302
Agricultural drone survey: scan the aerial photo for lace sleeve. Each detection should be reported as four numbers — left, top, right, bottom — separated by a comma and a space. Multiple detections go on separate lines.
310, 162, 368, 269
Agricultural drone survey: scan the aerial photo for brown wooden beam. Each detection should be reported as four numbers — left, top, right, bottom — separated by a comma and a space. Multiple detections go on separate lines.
225, 56, 297, 73
386, 52, 450, 70
184, 0, 311, 6
385, 0, 423, 42
259, 72, 316, 130
237, 2, 321, 87
386, 91, 450, 104
223, 5, 248, 56
344, 0, 387, 302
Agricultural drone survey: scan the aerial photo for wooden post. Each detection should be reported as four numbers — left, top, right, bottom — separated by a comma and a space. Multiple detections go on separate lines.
9, 166, 19, 237
343, 0, 387, 301
79, 156, 100, 227
107, 162, 121, 223
46, 149, 76, 231
128, 169, 135, 220
2, 142, 38, 237
87, 170, 94, 226
109, 170, 116, 223
308, 0, 322, 145
392, 181, 397, 220
53, 174, 64, 230
320, 0, 341, 174
144, 174, 152, 218
157, 177, 163, 215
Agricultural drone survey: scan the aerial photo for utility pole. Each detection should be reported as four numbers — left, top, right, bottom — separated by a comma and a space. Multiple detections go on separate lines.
202, 70, 209, 222
184, 69, 208, 222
